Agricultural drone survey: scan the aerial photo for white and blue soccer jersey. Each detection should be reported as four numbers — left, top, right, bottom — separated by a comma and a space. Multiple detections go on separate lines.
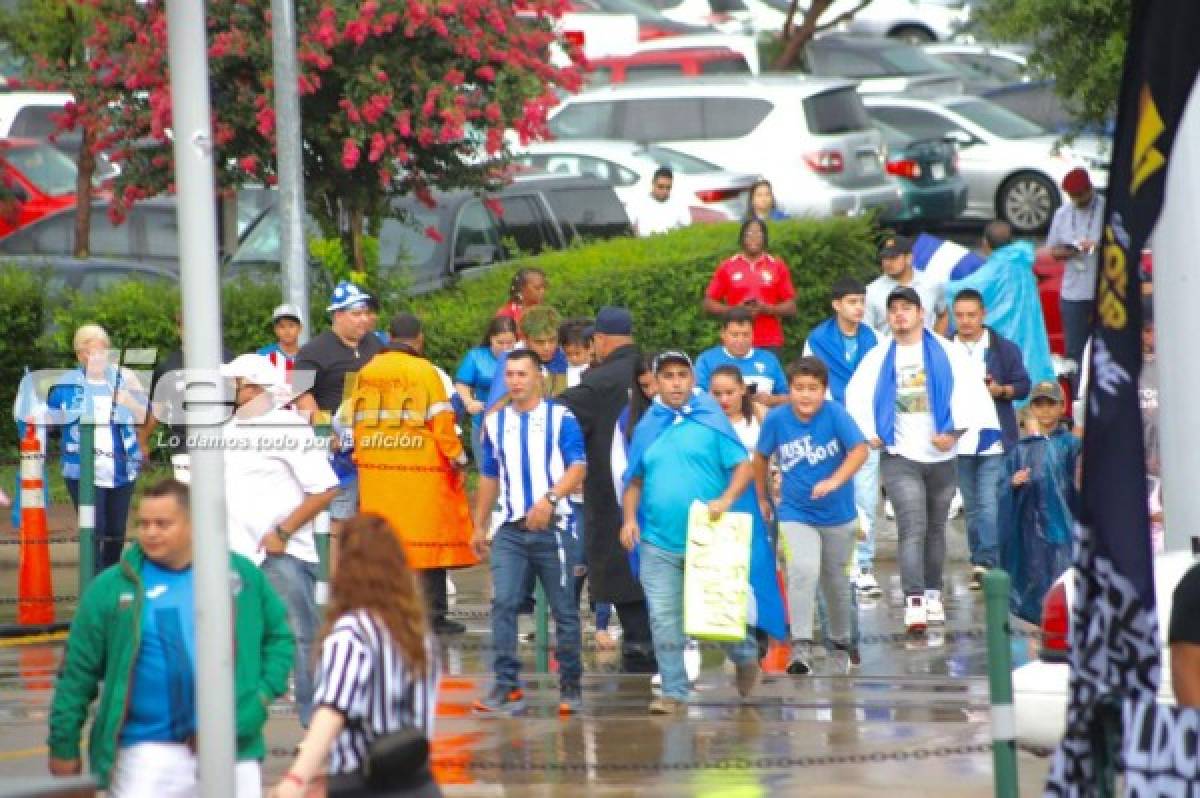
481, 399, 586, 524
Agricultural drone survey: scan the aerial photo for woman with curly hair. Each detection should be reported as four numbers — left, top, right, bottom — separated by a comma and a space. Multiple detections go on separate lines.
273, 514, 442, 798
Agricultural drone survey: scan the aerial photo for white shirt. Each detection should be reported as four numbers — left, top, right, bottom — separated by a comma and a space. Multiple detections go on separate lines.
223, 405, 340, 565
864, 271, 946, 337
731, 416, 761, 454
1046, 196, 1104, 301
951, 330, 1003, 456
88, 381, 116, 488
628, 193, 691, 236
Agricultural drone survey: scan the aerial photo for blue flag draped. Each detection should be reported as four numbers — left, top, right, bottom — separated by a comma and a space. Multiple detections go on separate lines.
805, 317, 877, 405
871, 330, 955, 446
624, 393, 787, 640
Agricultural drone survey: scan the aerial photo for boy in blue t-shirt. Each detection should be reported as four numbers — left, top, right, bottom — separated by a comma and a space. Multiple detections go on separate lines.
753, 356, 867, 676
695, 307, 788, 409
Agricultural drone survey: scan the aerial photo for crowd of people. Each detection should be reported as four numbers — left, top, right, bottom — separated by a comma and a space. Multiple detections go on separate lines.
38, 167, 1160, 796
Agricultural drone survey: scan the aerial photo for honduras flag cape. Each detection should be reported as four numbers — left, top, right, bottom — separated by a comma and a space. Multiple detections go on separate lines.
805, 317, 877, 405
912, 233, 986, 284
845, 329, 1001, 455
622, 393, 787, 640
944, 240, 1056, 389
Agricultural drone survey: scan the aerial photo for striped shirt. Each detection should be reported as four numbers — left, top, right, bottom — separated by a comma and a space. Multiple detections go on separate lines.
480, 399, 586, 524
312, 610, 440, 775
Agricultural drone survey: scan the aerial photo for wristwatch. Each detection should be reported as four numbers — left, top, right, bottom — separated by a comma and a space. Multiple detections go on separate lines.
272, 524, 291, 543
544, 491, 560, 505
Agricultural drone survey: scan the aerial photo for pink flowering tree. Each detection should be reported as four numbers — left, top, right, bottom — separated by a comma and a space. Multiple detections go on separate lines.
80, 0, 584, 273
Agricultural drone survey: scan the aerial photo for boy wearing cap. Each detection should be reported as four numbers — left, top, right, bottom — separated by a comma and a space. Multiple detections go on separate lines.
221, 354, 339, 726
864, 235, 947, 338
998, 379, 1080, 623
258, 304, 304, 372
1046, 167, 1104, 374
619, 351, 787, 713
293, 281, 384, 537
846, 287, 998, 634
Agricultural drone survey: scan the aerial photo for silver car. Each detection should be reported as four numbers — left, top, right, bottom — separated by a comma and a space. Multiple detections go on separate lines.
546, 76, 902, 219
863, 94, 1110, 232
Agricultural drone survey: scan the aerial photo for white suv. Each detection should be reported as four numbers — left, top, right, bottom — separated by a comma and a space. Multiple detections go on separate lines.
547, 76, 901, 219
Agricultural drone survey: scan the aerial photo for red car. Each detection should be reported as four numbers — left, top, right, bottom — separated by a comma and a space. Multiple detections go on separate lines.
1034, 246, 1153, 357
588, 46, 750, 84
0, 138, 79, 238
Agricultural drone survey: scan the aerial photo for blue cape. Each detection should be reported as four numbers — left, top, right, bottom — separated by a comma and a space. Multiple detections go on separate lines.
806, 317, 877, 405
623, 393, 787, 640
945, 241, 1056, 390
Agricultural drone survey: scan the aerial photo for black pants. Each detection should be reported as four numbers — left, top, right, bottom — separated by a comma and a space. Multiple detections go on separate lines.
420, 569, 448, 624
614, 600, 657, 673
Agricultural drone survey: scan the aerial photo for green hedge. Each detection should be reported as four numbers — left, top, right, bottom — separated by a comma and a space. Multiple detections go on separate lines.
409, 217, 880, 368
0, 217, 878, 452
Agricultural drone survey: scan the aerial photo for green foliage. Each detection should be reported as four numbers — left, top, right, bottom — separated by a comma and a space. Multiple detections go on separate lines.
409, 218, 880, 369
976, 0, 1129, 127
0, 266, 50, 450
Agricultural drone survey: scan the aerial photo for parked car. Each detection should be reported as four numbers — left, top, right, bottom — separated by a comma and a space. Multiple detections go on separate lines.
874, 121, 967, 228
547, 76, 902, 219
862, 94, 1110, 233
227, 176, 633, 293
630, 32, 761, 74
801, 35, 964, 96
588, 46, 751, 85
513, 139, 755, 220
923, 42, 1032, 92
0, 139, 81, 237
640, 0, 778, 35
758, 0, 970, 42
1013, 549, 1194, 749
571, 0, 713, 39
0, 255, 177, 294
0, 92, 73, 140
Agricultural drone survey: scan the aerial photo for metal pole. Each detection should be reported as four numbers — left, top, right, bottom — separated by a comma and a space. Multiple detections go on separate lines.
313, 420, 332, 603
982, 569, 1018, 798
270, 0, 310, 342
163, 2, 236, 796
77, 418, 95, 594
535, 582, 549, 673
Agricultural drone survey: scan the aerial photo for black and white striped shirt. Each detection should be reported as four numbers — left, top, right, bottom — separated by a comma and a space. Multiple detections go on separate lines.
313, 609, 440, 775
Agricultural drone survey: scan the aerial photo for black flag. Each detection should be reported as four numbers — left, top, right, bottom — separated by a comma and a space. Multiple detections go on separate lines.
1046, 0, 1200, 794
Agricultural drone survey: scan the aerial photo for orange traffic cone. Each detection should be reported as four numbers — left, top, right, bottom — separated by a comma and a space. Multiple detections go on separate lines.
762, 564, 791, 674
18, 420, 53, 626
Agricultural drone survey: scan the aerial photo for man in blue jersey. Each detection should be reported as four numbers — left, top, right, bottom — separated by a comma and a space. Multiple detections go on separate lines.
694, 307, 788, 410
472, 350, 588, 717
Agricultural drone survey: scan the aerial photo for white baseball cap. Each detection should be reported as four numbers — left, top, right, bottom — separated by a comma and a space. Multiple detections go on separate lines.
271, 303, 303, 324
220, 354, 286, 389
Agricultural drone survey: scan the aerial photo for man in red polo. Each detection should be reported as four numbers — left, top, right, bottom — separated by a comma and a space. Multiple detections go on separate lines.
703, 219, 797, 353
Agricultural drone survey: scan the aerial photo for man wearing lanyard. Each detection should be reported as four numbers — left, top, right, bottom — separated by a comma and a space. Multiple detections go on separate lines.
1046, 167, 1104, 381
471, 349, 587, 716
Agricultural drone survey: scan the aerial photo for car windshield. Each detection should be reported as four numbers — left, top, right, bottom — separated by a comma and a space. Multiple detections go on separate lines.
949, 99, 1047, 139
640, 145, 719, 175
878, 45, 959, 77
3, 143, 77, 196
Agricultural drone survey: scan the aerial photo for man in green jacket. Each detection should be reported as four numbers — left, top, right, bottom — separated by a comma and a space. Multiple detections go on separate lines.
47, 478, 294, 795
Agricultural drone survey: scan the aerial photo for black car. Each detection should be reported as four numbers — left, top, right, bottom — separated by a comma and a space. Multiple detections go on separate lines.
226, 175, 633, 294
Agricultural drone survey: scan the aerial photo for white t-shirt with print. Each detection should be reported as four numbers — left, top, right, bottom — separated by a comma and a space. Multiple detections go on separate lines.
890, 343, 952, 464
88, 381, 117, 488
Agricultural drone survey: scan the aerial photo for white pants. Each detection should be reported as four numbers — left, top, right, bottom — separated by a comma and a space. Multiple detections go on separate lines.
108, 742, 261, 798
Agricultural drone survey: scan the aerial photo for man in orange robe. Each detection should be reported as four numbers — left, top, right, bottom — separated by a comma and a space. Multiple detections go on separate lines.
349, 313, 477, 635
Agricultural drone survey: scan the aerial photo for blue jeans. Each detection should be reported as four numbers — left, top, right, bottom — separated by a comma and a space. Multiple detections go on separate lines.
329, 479, 358, 521
1060, 298, 1094, 384
489, 523, 582, 690
853, 449, 880, 571
638, 542, 757, 701
261, 554, 319, 727
65, 479, 135, 573
956, 453, 1007, 569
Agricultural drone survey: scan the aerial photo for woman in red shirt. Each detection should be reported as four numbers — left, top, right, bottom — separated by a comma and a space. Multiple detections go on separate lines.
495, 267, 547, 327
703, 219, 797, 353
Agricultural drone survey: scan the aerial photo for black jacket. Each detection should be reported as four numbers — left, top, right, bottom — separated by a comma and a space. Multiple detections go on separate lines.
560, 344, 644, 604
981, 326, 1032, 451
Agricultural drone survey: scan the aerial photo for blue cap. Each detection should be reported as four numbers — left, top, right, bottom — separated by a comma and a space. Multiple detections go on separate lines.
593, 306, 632, 335
327, 281, 373, 313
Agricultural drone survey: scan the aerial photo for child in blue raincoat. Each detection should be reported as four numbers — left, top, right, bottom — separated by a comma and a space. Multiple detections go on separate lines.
998, 380, 1081, 623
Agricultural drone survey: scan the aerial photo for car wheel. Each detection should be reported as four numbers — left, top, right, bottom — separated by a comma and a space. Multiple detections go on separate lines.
888, 25, 936, 44
999, 172, 1059, 234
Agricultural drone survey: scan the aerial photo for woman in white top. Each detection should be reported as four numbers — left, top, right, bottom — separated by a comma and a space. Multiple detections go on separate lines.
708, 365, 762, 451
274, 514, 442, 798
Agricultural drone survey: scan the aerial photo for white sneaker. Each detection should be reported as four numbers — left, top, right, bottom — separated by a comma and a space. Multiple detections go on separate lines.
925, 590, 946, 625
856, 568, 883, 598
446, 576, 457, 597
948, 490, 963, 520
885, 498, 895, 519
904, 595, 927, 633
684, 639, 701, 682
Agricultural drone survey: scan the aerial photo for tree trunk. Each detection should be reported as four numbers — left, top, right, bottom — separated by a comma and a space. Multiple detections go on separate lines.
72, 125, 96, 258
349, 205, 366, 274
773, 0, 833, 69
781, 0, 799, 39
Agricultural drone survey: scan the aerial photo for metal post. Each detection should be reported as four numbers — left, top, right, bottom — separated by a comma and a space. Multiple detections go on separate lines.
77, 419, 95, 593
163, 2, 236, 796
535, 582, 549, 673
313, 420, 332, 603
983, 570, 1018, 798
270, 0, 310, 342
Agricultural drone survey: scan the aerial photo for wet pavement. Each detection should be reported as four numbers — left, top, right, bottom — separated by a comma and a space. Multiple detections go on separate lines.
0, 509, 1054, 795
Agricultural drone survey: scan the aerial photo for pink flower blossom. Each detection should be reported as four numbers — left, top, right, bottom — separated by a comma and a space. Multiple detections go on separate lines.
367, 132, 386, 162
239, 155, 259, 173
476, 65, 496, 82
342, 138, 361, 170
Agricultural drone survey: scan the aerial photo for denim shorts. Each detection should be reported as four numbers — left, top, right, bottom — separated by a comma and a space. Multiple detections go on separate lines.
329, 480, 359, 521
